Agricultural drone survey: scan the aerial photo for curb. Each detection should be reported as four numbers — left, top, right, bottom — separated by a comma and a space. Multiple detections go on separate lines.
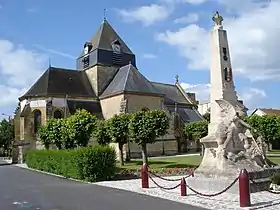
15, 164, 93, 184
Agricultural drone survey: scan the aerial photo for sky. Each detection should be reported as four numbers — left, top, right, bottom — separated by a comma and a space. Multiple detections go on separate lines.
0, 0, 279, 119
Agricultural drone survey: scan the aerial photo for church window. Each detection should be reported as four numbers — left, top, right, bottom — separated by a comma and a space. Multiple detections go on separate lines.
112, 52, 122, 65
222, 47, 227, 54
82, 55, 90, 68
53, 110, 63, 119
33, 110, 42, 134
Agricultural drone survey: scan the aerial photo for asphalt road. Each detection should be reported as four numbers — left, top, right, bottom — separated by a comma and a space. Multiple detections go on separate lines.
0, 165, 207, 210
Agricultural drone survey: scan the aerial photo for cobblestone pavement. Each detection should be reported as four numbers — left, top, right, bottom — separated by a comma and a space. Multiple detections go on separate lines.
95, 176, 280, 210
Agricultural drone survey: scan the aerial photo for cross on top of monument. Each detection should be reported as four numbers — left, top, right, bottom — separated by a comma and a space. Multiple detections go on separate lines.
212, 11, 223, 26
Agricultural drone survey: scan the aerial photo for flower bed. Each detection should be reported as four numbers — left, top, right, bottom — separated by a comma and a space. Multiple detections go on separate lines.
114, 167, 196, 180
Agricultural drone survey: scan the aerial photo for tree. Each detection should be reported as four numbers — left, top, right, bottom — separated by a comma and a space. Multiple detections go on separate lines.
38, 118, 64, 150
107, 114, 131, 165
184, 120, 208, 151
0, 119, 14, 155
245, 115, 280, 147
38, 125, 52, 150
184, 120, 209, 140
203, 112, 210, 122
130, 110, 169, 165
93, 120, 111, 146
67, 109, 98, 148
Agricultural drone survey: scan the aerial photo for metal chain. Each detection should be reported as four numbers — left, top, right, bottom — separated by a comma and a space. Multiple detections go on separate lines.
185, 177, 239, 197
148, 170, 193, 182
148, 175, 181, 190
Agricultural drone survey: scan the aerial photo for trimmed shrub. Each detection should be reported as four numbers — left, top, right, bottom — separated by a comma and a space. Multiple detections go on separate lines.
26, 145, 116, 182
270, 172, 280, 185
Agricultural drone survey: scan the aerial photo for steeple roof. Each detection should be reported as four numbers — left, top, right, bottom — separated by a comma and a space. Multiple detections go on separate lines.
79, 20, 133, 57
100, 64, 163, 98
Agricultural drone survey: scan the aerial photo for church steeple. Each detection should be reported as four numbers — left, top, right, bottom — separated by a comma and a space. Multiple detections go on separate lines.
77, 19, 136, 70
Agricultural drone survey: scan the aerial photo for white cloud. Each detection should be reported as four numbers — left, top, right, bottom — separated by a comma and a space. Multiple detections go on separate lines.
161, 0, 210, 4
27, 8, 38, 13
181, 82, 266, 110
239, 88, 266, 109
156, 1, 280, 81
174, 13, 199, 24
180, 83, 210, 103
0, 40, 47, 109
180, 0, 210, 4
33, 44, 75, 59
116, 4, 173, 26
143, 53, 157, 59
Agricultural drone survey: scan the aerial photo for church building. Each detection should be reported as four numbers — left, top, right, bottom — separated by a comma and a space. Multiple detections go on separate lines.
14, 19, 203, 158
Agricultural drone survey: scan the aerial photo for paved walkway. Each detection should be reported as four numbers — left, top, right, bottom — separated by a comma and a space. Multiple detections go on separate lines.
0, 165, 205, 210
94, 175, 280, 210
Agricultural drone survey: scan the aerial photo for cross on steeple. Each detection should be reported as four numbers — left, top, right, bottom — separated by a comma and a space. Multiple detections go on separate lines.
175, 75, 179, 84
103, 8, 107, 20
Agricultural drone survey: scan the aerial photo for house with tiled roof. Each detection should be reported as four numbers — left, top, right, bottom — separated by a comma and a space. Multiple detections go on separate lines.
14, 19, 203, 158
251, 108, 280, 116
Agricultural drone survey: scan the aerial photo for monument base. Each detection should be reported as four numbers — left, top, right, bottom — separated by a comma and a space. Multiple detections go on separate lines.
188, 166, 280, 194
192, 133, 280, 194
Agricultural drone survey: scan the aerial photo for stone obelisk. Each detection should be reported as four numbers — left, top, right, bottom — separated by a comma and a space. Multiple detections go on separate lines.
207, 11, 242, 135
196, 11, 247, 175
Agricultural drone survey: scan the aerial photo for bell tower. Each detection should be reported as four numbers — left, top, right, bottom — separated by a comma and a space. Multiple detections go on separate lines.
76, 19, 136, 96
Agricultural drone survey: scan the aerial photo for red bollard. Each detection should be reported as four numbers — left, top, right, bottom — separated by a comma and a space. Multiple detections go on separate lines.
181, 177, 187, 196
239, 169, 251, 207
141, 163, 149, 188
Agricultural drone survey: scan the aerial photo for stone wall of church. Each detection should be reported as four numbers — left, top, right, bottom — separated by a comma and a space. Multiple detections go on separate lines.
100, 94, 124, 119
125, 94, 163, 112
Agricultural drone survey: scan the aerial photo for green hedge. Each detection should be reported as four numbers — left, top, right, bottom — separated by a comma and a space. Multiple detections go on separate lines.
26, 145, 116, 182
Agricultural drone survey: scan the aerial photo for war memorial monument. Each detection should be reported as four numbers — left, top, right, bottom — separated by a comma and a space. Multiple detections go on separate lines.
188, 12, 280, 194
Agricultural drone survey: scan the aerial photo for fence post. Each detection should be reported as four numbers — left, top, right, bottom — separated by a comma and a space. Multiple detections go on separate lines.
181, 177, 186, 196
141, 163, 149, 188
239, 169, 251, 207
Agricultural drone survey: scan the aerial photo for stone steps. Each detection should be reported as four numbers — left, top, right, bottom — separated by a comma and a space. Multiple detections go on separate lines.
249, 167, 280, 193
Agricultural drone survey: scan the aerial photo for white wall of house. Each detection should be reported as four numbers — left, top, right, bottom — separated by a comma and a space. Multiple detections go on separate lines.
197, 102, 210, 115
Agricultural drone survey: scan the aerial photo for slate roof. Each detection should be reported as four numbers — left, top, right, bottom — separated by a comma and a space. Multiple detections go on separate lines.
67, 100, 103, 119
100, 64, 163, 98
167, 105, 203, 123
253, 108, 280, 116
20, 67, 95, 100
151, 82, 192, 105
79, 20, 133, 57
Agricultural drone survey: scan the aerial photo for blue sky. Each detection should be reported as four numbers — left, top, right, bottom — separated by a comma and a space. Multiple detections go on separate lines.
0, 0, 279, 118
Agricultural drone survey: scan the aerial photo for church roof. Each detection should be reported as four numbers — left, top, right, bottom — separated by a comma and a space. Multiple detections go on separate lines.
151, 82, 192, 105
166, 105, 203, 123
79, 19, 133, 57
100, 64, 163, 98
67, 100, 103, 119
19, 67, 95, 100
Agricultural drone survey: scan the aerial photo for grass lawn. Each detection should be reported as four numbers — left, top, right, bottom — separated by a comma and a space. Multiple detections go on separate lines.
268, 150, 280, 154
117, 155, 280, 170
117, 155, 202, 170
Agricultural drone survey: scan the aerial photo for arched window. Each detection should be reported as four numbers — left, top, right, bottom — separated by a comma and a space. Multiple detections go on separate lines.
53, 110, 63, 119
140, 107, 149, 112
33, 110, 42, 134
